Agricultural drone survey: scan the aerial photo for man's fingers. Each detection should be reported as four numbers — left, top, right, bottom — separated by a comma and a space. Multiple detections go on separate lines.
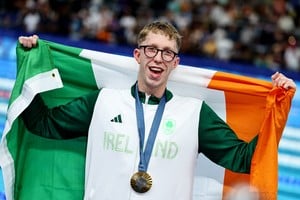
271, 72, 296, 90
18, 35, 39, 48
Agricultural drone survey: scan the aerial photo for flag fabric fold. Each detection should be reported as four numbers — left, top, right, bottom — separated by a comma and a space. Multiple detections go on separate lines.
0, 40, 295, 200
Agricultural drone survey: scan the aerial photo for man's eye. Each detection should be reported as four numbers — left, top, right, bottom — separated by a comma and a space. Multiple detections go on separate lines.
147, 47, 156, 52
164, 50, 173, 56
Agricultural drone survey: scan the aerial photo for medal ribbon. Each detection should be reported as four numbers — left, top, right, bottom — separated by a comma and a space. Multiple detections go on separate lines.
135, 83, 166, 172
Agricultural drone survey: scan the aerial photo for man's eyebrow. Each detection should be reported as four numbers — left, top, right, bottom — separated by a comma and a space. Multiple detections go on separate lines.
148, 44, 176, 51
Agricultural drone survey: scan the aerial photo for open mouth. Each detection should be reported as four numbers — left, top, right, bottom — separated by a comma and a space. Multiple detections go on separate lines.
149, 67, 163, 74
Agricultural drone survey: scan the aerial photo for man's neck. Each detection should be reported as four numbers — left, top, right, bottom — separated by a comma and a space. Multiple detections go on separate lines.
138, 84, 165, 99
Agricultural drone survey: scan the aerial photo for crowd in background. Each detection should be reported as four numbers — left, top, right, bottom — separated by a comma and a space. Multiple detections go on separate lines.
0, 0, 300, 73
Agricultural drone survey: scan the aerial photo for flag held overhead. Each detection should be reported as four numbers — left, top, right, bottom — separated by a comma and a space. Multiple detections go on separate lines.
0, 40, 295, 200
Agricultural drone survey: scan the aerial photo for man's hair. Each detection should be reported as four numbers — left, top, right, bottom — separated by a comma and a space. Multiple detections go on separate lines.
137, 21, 182, 51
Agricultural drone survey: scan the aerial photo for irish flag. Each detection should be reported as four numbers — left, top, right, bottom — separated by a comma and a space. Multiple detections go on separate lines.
0, 40, 295, 200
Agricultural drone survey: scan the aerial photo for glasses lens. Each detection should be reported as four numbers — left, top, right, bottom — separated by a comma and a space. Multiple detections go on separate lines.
162, 50, 175, 62
143, 46, 176, 62
144, 46, 157, 57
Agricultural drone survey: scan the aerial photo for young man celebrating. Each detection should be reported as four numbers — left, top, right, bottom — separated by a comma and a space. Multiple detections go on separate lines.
19, 21, 296, 199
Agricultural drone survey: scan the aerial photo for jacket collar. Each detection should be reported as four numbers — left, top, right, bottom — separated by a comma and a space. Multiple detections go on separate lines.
131, 82, 173, 105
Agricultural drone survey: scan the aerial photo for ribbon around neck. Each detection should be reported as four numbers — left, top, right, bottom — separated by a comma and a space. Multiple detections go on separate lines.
135, 83, 166, 172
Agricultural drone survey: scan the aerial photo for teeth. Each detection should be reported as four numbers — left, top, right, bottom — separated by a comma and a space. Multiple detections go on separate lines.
150, 67, 162, 72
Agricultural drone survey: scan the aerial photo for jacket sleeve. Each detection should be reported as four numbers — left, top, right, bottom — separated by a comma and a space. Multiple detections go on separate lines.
198, 101, 258, 173
21, 90, 100, 139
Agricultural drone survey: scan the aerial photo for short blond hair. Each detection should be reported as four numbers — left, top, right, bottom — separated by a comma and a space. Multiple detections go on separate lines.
137, 21, 182, 51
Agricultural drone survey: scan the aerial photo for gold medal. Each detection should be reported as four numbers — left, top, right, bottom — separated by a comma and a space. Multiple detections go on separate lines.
130, 171, 152, 193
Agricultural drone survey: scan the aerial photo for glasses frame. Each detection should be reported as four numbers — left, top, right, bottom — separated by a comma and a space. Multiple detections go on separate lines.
139, 45, 178, 62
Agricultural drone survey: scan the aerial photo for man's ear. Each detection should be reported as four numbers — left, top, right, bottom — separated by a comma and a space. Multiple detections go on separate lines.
133, 48, 141, 64
173, 56, 180, 69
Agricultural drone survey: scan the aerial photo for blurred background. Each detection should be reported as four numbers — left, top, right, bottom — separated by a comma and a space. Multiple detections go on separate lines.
0, 0, 299, 199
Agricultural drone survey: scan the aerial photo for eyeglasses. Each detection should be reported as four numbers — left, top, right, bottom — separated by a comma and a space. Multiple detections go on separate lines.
139, 45, 178, 62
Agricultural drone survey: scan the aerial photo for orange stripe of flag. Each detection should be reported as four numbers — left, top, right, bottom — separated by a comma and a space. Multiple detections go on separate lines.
207, 71, 295, 200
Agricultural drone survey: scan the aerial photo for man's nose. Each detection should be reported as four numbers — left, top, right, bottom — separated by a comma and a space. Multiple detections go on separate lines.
153, 50, 163, 62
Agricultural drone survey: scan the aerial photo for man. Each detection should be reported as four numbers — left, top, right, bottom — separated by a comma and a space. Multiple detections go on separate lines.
19, 21, 296, 199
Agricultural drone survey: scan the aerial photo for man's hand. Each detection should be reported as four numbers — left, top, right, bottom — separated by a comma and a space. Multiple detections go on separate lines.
18, 35, 39, 48
271, 72, 297, 90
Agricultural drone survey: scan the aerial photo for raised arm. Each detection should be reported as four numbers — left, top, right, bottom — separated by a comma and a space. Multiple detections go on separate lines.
21, 90, 100, 139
